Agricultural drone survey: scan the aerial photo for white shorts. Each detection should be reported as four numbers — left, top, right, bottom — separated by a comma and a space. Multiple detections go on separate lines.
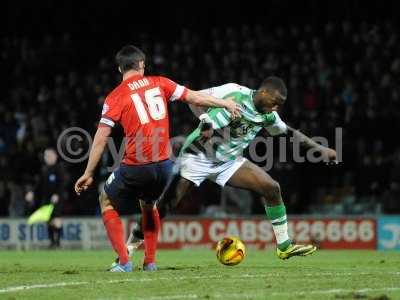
179, 153, 247, 187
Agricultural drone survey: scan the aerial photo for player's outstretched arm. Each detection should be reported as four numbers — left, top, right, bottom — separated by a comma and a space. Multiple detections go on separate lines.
287, 125, 337, 163
184, 90, 241, 119
74, 126, 111, 194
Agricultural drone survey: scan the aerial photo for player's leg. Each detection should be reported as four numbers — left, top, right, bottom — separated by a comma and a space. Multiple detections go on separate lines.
47, 218, 62, 249
101, 171, 132, 272
124, 209, 145, 257
50, 217, 62, 248
50, 199, 63, 249
110, 163, 194, 269
126, 171, 196, 250
226, 160, 316, 259
157, 174, 195, 219
47, 220, 56, 249
141, 160, 195, 270
113, 175, 192, 268
139, 160, 171, 271
140, 199, 163, 271
140, 199, 159, 270
123, 153, 207, 269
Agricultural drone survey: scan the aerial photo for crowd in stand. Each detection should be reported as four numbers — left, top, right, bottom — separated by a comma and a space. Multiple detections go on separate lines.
1, 20, 399, 217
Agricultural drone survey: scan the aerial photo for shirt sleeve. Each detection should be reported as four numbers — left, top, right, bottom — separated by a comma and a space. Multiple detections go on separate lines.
194, 86, 225, 120
200, 107, 232, 130
264, 112, 288, 136
197, 83, 247, 128
99, 96, 123, 128
197, 87, 248, 129
199, 83, 244, 98
159, 76, 188, 102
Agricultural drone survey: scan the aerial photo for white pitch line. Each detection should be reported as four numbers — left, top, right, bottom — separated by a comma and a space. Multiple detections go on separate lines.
0, 274, 263, 294
271, 286, 400, 296
0, 281, 88, 293
142, 295, 198, 300
1, 273, 399, 295
139, 287, 400, 300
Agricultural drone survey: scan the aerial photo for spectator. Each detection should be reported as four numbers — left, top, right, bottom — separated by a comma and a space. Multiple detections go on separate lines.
25, 148, 68, 248
1, 21, 399, 215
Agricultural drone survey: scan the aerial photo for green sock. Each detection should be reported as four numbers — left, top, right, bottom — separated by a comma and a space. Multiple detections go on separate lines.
265, 204, 291, 250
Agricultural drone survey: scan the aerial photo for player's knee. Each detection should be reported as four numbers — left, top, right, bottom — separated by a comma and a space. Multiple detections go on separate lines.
140, 201, 155, 212
98, 192, 106, 205
99, 192, 112, 212
262, 180, 281, 202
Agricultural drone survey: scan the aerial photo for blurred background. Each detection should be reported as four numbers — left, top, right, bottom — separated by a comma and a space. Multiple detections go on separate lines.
1, 0, 399, 224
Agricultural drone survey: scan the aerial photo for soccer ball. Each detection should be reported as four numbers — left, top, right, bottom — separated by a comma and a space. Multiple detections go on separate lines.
216, 236, 246, 266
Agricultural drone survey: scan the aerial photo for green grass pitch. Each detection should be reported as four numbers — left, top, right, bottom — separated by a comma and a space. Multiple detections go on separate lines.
0, 249, 399, 300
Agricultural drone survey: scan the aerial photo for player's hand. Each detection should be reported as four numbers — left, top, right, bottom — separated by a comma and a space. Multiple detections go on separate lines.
321, 148, 338, 165
74, 173, 94, 195
224, 97, 241, 119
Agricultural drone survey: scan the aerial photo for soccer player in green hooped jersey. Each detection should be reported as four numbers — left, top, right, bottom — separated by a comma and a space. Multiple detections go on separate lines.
121, 76, 338, 262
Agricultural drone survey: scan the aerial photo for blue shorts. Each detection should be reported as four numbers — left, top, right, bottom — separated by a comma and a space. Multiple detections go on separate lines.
104, 159, 173, 204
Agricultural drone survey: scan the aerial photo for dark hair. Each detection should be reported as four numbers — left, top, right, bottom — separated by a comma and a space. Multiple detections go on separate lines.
115, 45, 146, 73
260, 76, 287, 100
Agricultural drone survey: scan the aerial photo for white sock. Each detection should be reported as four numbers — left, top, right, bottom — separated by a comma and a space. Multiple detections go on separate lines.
271, 219, 290, 245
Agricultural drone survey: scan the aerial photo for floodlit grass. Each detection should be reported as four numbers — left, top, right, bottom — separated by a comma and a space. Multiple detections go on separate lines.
0, 249, 399, 299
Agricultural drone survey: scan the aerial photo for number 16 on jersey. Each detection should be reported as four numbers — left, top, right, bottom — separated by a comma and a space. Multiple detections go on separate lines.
130, 87, 166, 124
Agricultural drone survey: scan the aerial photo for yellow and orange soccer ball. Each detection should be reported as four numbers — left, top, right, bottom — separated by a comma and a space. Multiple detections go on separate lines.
216, 236, 246, 266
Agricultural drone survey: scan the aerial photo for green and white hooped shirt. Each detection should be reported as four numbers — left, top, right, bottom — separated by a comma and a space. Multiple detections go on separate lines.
181, 83, 288, 161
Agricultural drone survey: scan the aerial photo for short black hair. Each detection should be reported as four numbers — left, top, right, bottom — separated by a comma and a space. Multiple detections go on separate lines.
115, 45, 146, 73
260, 76, 287, 100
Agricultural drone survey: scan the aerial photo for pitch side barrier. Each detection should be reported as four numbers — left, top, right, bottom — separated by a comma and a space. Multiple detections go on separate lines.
0, 215, 399, 250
